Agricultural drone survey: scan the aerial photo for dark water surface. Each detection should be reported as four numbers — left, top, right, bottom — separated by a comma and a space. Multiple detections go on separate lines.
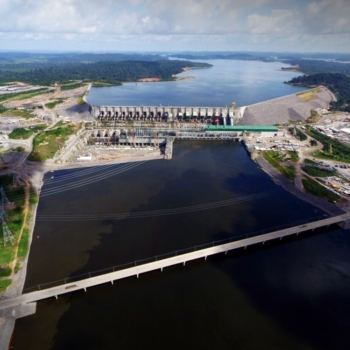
12, 142, 350, 349
87, 60, 307, 107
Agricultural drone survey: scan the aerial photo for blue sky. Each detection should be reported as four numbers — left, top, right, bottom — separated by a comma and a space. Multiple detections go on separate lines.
0, 0, 350, 52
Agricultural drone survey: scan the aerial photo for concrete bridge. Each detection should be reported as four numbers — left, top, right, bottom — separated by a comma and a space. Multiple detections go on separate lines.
1, 212, 350, 313
91, 105, 245, 125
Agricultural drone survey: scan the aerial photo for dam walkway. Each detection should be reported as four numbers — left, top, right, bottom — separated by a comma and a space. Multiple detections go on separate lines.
1, 212, 349, 312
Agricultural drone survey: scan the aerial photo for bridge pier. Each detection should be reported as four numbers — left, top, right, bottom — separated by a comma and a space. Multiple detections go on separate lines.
339, 219, 350, 230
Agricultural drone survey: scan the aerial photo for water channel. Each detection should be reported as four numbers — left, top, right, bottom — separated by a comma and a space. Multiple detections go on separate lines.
11, 60, 350, 349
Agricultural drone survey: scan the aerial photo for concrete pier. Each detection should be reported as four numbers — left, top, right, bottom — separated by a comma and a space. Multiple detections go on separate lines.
164, 137, 174, 160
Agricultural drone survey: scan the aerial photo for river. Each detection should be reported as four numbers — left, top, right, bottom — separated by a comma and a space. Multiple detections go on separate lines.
11, 60, 350, 349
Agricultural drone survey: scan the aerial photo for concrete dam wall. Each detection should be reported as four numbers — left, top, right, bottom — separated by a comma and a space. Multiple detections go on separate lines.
91, 105, 245, 125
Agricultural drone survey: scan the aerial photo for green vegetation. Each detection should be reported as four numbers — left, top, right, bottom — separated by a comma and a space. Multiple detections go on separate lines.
12, 147, 25, 152
29, 186, 39, 205
168, 53, 274, 62
0, 88, 49, 102
295, 128, 307, 141
307, 126, 350, 162
0, 175, 29, 278
60, 82, 87, 91
0, 52, 167, 65
285, 59, 350, 76
0, 279, 11, 294
310, 139, 318, 146
8, 125, 46, 139
286, 151, 299, 162
92, 81, 121, 87
2, 108, 36, 119
302, 165, 337, 177
302, 176, 340, 202
263, 151, 296, 181
0, 104, 7, 113
77, 96, 86, 105
287, 73, 350, 112
304, 158, 318, 164
307, 110, 321, 123
45, 98, 65, 109
29, 123, 77, 161
17, 228, 29, 259
0, 60, 212, 86
296, 88, 321, 102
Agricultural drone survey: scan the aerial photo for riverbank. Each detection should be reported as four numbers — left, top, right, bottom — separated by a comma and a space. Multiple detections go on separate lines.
0, 150, 163, 349
256, 155, 345, 217
0, 170, 43, 350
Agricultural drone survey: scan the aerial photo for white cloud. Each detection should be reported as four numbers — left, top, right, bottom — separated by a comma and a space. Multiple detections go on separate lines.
0, 0, 349, 52
303, 0, 350, 34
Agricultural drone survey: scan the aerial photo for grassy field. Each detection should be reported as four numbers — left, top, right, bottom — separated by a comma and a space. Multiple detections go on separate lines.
45, 98, 65, 109
297, 88, 321, 102
92, 81, 122, 87
8, 124, 47, 139
263, 151, 296, 181
0, 279, 11, 294
304, 158, 318, 165
286, 151, 299, 162
2, 108, 36, 119
29, 123, 78, 161
307, 127, 350, 163
302, 175, 340, 202
60, 82, 87, 91
302, 165, 337, 177
77, 96, 86, 105
17, 228, 29, 259
0, 88, 50, 103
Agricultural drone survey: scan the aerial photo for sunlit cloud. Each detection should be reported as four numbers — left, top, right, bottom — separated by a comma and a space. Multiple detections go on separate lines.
0, 0, 349, 52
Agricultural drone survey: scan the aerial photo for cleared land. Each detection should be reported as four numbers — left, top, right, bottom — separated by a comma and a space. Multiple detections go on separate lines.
296, 88, 321, 102
1, 109, 36, 119
29, 122, 79, 162
8, 125, 47, 139
302, 176, 340, 202
241, 87, 333, 125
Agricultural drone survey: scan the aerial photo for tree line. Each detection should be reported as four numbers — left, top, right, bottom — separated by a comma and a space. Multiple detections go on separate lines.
287, 73, 350, 112
284, 59, 350, 76
0, 60, 211, 86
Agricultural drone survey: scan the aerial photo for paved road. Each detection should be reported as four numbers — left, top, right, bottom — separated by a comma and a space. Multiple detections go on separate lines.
1, 213, 349, 312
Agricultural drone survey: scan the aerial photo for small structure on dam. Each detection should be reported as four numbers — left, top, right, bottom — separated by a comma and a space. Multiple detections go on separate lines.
90, 105, 245, 125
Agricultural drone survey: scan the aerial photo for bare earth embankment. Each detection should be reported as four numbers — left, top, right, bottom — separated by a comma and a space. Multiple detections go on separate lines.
240, 86, 335, 125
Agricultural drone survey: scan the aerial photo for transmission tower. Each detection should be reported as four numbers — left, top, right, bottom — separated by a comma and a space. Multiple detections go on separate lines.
0, 186, 11, 208
2, 220, 14, 246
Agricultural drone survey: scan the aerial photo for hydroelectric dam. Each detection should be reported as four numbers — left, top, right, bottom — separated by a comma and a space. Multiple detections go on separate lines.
91, 105, 246, 125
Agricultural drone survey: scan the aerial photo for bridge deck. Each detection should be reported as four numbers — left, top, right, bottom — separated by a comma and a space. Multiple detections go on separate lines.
1, 213, 348, 311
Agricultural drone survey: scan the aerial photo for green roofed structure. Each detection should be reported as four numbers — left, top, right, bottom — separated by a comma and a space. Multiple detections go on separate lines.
205, 125, 283, 138
205, 125, 279, 132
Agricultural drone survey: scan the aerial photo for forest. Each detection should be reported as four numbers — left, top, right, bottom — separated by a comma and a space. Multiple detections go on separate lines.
284, 59, 350, 76
0, 52, 165, 65
287, 73, 350, 112
0, 59, 211, 86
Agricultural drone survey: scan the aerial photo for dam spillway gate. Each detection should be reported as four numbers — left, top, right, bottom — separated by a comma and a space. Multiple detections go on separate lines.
91, 105, 245, 125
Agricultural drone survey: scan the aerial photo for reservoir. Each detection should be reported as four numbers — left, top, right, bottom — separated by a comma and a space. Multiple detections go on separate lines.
87, 59, 307, 107
11, 61, 350, 349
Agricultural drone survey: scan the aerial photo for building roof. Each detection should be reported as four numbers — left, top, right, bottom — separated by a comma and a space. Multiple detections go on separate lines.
205, 125, 279, 132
